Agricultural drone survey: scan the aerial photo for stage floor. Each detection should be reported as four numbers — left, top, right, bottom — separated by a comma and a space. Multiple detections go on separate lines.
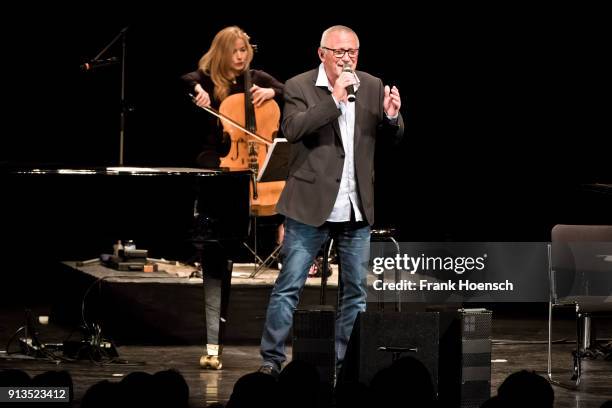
1, 261, 611, 407
1, 317, 611, 407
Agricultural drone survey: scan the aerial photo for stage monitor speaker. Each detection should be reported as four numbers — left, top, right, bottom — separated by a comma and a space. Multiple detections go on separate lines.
341, 309, 491, 408
292, 305, 336, 384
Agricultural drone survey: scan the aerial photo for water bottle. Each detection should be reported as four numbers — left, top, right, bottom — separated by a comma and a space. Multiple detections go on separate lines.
113, 240, 123, 256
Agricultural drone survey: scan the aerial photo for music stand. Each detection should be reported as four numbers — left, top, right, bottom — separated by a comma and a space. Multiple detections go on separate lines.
248, 138, 289, 278
257, 138, 289, 182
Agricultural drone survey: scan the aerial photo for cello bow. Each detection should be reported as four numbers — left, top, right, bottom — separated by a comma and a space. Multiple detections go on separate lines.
188, 93, 273, 146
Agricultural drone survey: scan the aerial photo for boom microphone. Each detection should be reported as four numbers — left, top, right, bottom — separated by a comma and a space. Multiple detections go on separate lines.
80, 57, 119, 72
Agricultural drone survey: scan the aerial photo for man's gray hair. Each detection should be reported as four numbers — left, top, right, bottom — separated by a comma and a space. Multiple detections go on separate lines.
320, 25, 360, 48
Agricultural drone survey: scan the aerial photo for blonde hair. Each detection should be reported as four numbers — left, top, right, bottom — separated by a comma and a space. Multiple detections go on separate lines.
198, 26, 254, 101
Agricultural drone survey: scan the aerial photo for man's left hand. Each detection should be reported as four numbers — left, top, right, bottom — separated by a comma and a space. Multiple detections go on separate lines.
384, 85, 401, 117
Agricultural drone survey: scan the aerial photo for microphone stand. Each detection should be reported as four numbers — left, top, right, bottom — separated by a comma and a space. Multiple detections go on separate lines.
88, 26, 129, 165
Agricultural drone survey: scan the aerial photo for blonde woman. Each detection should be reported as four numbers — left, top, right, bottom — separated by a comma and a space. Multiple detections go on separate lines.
181, 26, 284, 370
181, 26, 284, 168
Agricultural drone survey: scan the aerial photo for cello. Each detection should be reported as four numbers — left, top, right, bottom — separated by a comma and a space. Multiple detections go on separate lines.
216, 68, 285, 208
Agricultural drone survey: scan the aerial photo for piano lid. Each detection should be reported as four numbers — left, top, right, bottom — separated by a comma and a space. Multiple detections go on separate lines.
6, 166, 252, 177
1, 165, 253, 260
583, 183, 612, 195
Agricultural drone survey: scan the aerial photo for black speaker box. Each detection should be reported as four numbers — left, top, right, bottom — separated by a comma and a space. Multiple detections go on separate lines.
292, 305, 336, 384
342, 309, 491, 408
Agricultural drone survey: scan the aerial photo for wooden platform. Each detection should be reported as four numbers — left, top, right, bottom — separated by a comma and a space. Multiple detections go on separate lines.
61, 261, 339, 287
46, 261, 340, 345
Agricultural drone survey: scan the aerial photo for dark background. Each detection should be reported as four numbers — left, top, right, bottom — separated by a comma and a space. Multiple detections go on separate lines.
2, 3, 610, 243
0, 3, 610, 347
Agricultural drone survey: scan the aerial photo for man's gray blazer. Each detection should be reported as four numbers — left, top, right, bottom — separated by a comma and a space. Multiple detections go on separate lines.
276, 68, 404, 226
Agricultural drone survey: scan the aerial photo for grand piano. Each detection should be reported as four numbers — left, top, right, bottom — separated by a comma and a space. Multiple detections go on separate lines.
1, 166, 251, 263
1, 166, 252, 345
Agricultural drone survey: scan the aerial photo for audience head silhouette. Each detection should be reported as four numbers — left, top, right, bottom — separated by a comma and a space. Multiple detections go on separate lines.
0, 369, 31, 387
153, 369, 189, 408
226, 371, 279, 408
81, 380, 121, 408
497, 370, 553, 408
369, 356, 436, 408
278, 360, 322, 408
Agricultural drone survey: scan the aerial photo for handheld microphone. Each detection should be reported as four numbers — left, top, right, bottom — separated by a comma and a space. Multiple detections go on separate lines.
79, 57, 119, 72
343, 63, 356, 102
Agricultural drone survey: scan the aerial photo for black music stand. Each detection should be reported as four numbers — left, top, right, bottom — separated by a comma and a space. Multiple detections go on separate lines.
248, 138, 289, 277
257, 138, 289, 183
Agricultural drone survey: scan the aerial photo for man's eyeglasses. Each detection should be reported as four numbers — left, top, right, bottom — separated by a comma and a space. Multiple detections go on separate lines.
322, 47, 359, 58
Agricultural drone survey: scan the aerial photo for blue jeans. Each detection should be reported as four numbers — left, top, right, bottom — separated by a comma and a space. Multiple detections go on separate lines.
260, 217, 370, 369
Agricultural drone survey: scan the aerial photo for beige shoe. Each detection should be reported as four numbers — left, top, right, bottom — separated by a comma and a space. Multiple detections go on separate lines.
199, 354, 223, 370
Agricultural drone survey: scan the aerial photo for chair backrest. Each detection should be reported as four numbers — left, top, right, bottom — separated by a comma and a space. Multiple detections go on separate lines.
550, 224, 612, 303
552, 224, 612, 243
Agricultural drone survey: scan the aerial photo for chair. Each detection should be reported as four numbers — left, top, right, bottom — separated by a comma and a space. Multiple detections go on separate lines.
547, 224, 612, 386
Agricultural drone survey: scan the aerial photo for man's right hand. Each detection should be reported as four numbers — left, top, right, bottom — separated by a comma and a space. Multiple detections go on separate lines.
193, 84, 211, 108
332, 71, 357, 103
